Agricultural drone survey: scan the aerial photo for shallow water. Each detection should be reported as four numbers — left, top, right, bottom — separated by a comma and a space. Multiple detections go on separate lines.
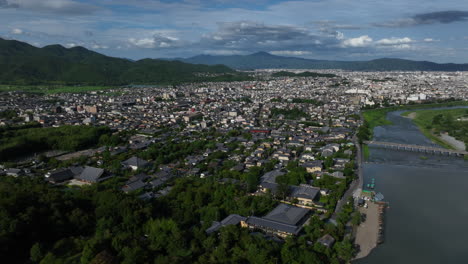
355, 107, 468, 264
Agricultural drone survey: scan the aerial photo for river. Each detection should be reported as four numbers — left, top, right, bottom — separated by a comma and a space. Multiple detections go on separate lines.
355, 107, 468, 264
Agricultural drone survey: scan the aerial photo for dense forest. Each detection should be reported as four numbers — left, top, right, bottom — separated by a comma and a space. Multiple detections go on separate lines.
0, 124, 117, 161
0, 175, 355, 264
0, 38, 251, 85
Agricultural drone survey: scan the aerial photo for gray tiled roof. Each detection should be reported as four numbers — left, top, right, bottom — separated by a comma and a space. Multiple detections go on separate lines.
317, 234, 336, 247
290, 185, 320, 200
47, 168, 74, 182
246, 216, 302, 235
205, 214, 247, 234
221, 214, 247, 225
264, 203, 309, 226
260, 170, 285, 184
122, 156, 149, 167
301, 160, 323, 168
122, 180, 146, 192
76, 166, 105, 183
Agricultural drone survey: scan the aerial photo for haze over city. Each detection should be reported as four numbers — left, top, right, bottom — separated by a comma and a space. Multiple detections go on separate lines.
1, 0, 468, 62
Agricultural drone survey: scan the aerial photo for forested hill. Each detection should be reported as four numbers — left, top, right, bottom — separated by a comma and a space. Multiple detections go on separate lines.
0, 38, 241, 85
182, 51, 468, 71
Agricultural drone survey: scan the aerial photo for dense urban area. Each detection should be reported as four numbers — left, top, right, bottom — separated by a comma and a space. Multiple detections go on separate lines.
0, 70, 467, 264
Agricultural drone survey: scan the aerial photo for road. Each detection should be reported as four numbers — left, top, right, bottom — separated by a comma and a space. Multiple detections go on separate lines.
331, 134, 363, 221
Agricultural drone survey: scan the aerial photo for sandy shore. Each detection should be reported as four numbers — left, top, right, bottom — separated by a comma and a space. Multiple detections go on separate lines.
354, 202, 380, 260
406, 112, 417, 119
439, 133, 466, 151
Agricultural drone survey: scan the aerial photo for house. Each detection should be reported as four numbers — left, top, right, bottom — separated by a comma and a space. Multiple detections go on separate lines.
317, 234, 336, 248
122, 156, 150, 171
206, 214, 247, 234
128, 173, 151, 182
138, 192, 154, 201
259, 170, 285, 193
289, 184, 320, 206
331, 171, 345, 179
301, 161, 323, 173
321, 148, 334, 157
75, 166, 110, 183
242, 204, 310, 238
122, 180, 146, 193
45, 166, 83, 183
299, 153, 315, 163
5, 168, 23, 177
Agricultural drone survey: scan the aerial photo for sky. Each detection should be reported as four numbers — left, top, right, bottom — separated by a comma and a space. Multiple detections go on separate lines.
1, 0, 468, 63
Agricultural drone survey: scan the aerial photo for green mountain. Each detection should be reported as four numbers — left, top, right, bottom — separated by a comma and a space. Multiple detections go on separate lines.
182, 51, 468, 71
0, 38, 237, 85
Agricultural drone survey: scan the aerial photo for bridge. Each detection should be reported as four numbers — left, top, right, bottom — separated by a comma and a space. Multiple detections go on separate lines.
364, 141, 468, 157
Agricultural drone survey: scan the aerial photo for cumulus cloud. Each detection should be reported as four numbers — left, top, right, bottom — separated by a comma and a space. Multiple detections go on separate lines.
375, 37, 413, 45
375, 10, 468, 28
201, 49, 245, 55
342, 35, 373, 47
11, 28, 23, 34
128, 34, 181, 49
205, 21, 312, 46
200, 21, 334, 53
270, 50, 312, 56
91, 44, 108, 49
339, 35, 419, 51
1, 0, 100, 15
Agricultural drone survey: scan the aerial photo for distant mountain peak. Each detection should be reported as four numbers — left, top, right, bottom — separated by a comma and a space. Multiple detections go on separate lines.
182, 51, 468, 71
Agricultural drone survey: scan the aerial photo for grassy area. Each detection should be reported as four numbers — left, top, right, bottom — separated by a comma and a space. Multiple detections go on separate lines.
362, 145, 370, 160
0, 85, 118, 94
362, 108, 393, 131
403, 108, 468, 150
362, 100, 468, 132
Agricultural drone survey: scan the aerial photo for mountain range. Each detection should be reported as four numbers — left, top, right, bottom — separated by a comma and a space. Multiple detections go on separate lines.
1, 37, 468, 86
0, 38, 237, 85
181, 51, 468, 71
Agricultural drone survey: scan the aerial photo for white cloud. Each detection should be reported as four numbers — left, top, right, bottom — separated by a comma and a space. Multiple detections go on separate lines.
342, 35, 373, 47
270, 50, 312, 56
128, 34, 182, 49
376, 37, 413, 45
91, 44, 108, 49
129, 38, 156, 48
11, 28, 23, 34
202, 49, 245, 55
388, 44, 412, 50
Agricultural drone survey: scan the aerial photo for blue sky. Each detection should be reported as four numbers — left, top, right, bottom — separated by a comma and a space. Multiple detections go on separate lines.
1, 0, 468, 62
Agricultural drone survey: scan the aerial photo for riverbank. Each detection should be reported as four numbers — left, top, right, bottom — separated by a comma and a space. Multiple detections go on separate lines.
402, 108, 468, 151
354, 202, 380, 260
362, 101, 468, 132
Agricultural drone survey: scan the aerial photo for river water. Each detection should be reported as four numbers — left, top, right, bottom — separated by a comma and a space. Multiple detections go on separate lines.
356, 107, 468, 264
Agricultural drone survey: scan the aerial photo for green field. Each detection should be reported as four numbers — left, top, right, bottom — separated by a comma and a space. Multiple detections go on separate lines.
362, 145, 370, 160
362, 100, 468, 132
402, 108, 468, 150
